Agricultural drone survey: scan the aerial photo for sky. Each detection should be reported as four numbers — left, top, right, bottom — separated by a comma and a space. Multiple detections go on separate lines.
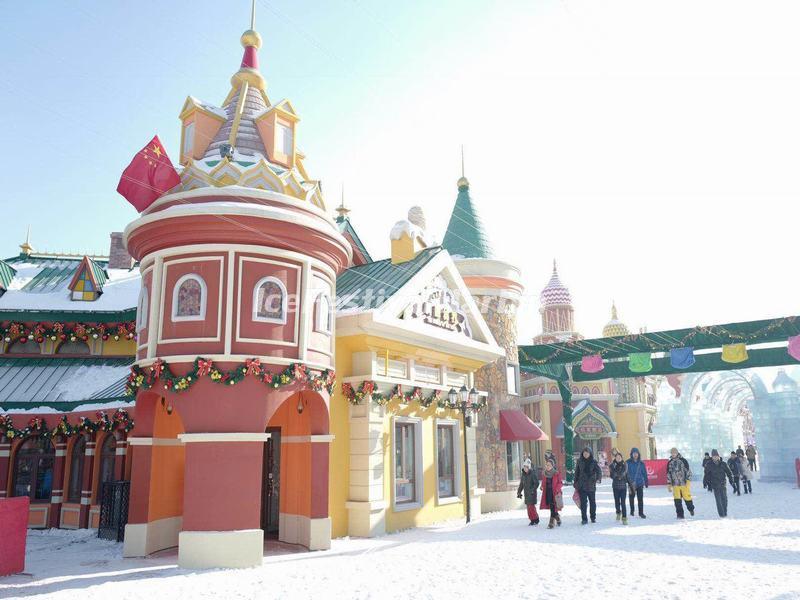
0, 0, 798, 342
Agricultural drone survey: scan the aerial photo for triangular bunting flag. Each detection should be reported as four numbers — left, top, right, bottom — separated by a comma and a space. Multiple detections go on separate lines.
629, 352, 653, 373
721, 343, 748, 364
670, 347, 695, 370
581, 354, 604, 374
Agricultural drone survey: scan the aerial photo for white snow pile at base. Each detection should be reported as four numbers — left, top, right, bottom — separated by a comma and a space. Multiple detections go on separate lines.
3, 480, 800, 600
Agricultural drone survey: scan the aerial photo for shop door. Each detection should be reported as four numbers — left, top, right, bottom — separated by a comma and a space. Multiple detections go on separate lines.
261, 428, 281, 536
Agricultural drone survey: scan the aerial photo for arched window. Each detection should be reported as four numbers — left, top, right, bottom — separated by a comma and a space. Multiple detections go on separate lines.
6, 339, 41, 354
172, 274, 206, 321
253, 276, 287, 324
56, 340, 90, 355
315, 293, 332, 333
136, 286, 149, 332
67, 436, 86, 503
13, 437, 55, 502
99, 435, 117, 488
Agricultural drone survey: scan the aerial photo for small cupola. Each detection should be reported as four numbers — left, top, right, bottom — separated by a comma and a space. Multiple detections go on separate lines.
390, 207, 429, 264
68, 256, 107, 301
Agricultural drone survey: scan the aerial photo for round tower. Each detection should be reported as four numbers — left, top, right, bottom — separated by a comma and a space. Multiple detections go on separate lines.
122, 17, 350, 568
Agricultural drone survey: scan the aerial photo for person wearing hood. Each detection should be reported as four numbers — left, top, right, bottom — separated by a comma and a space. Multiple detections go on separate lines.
666, 447, 695, 519
517, 458, 540, 525
626, 447, 649, 518
701, 452, 713, 492
573, 447, 602, 524
728, 451, 742, 495
540, 458, 563, 529
705, 449, 734, 517
738, 452, 752, 494
609, 452, 631, 524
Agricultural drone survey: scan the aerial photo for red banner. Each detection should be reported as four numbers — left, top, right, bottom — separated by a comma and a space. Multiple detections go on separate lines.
644, 459, 670, 486
0, 496, 29, 576
795, 458, 800, 488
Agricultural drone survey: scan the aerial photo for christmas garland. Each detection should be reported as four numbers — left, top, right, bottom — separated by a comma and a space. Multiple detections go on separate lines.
126, 357, 336, 396
1, 321, 137, 346
342, 381, 487, 411
0, 410, 134, 440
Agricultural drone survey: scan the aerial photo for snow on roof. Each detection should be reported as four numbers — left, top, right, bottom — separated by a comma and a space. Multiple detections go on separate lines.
186, 96, 227, 119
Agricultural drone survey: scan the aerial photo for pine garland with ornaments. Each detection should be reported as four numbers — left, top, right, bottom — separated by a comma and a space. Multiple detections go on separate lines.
1, 321, 136, 346
342, 381, 487, 411
0, 410, 134, 440
126, 357, 336, 396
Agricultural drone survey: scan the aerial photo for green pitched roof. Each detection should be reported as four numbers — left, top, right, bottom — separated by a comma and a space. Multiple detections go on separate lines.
0, 260, 15, 290
336, 246, 442, 312
336, 216, 373, 263
441, 182, 493, 259
88, 257, 109, 289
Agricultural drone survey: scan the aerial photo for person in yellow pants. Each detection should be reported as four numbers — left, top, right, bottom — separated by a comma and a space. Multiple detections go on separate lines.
666, 447, 695, 519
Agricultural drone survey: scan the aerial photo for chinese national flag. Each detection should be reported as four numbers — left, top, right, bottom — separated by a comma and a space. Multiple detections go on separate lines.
116, 135, 181, 212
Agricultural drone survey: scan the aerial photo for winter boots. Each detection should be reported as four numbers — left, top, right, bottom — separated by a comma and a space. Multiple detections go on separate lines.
529, 518, 540, 526
616, 513, 621, 521
555, 513, 561, 526
548, 516, 556, 529
622, 516, 628, 525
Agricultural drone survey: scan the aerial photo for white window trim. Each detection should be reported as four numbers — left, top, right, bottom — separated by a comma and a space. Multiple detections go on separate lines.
252, 276, 288, 325
506, 441, 522, 484
136, 287, 149, 332
392, 416, 423, 512
314, 292, 332, 334
171, 274, 207, 322
182, 121, 195, 156
434, 418, 462, 506
506, 361, 520, 396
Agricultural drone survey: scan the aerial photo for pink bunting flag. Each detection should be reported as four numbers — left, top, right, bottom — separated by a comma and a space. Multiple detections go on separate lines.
789, 335, 800, 361
581, 354, 604, 374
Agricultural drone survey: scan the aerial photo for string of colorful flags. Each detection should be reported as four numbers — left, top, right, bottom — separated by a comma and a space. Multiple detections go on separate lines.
579, 334, 800, 375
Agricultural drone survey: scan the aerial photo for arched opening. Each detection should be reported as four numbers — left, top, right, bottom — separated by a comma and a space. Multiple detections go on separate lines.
56, 340, 90, 355
99, 433, 117, 488
13, 436, 55, 502
6, 339, 41, 354
67, 436, 87, 503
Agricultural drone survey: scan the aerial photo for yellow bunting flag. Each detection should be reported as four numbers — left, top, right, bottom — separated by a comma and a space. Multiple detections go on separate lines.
721, 343, 748, 364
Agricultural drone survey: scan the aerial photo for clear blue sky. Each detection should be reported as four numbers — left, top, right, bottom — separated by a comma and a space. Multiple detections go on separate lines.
2, 1, 798, 339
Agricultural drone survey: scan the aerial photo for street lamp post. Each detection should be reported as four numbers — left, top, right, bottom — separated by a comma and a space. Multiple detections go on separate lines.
450, 385, 480, 524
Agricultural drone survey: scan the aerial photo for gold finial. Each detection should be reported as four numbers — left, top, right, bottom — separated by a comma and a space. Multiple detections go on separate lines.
611, 301, 618, 320
457, 144, 469, 189
20, 226, 34, 256
336, 183, 350, 219
241, 0, 261, 47
251, 0, 256, 29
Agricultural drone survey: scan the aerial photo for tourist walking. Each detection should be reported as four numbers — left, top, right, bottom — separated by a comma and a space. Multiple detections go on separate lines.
705, 449, 734, 517
666, 447, 695, 519
626, 447, 649, 518
540, 458, 563, 529
746, 444, 757, 471
728, 452, 742, 496
573, 447, 602, 524
517, 458, 540, 525
609, 453, 631, 524
702, 452, 713, 492
739, 453, 752, 494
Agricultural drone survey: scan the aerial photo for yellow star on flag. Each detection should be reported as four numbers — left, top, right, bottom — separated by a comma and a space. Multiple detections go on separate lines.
152, 144, 162, 158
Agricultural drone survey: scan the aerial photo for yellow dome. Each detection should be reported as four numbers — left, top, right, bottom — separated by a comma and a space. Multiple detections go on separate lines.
602, 302, 629, 337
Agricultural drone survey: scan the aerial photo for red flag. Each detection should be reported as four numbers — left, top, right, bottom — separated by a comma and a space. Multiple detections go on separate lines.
116, 135, 181, 212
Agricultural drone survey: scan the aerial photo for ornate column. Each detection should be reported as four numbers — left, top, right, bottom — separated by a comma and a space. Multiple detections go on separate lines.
49, 436, 68, 527
78, 438, 96, 528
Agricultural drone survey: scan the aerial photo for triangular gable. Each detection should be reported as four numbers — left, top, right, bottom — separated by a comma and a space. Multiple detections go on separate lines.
68, 256, 107, 301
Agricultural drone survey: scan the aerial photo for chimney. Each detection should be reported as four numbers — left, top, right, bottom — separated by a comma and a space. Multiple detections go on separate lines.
108, 232, 134, 269
390, 207, 428, 264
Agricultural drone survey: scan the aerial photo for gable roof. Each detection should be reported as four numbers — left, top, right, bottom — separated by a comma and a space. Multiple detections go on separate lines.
0, 260, 15, 290
336, 246, 442, 312
67, 256, 108, 293
442, 182, 493, 260
336, 216, 372, 265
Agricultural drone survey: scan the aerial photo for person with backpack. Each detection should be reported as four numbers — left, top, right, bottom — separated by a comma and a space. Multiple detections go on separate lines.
517, 458, 540, 525
539, 458, 563, 529
666, 447, 695, 519
728, 451, 742, 496
609, 452, 631, 525
626, 447, 649, 518
573, 447, 602, 524
705, 449, 734, 517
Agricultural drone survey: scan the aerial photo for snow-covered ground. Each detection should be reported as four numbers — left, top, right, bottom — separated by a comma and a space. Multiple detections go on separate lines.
3, 482, 799, 600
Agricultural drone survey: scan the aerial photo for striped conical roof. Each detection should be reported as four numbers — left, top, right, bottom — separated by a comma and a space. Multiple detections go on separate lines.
540, 260, 572, 307
442, 178, 493, 259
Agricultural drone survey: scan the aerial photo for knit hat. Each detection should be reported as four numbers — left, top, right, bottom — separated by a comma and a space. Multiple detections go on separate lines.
711, 449, 720, 457
522, 458, 532, 470
545, 457, 556, 468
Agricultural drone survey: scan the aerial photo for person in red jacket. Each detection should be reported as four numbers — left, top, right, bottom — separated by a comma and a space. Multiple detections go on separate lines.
540, 458, 563, 529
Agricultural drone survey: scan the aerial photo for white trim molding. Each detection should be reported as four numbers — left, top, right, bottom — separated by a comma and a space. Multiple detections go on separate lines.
178, 432, 272, 443
252, 275, 289, 324
178, 529, 264, 569
171, 273, 208, 322
127, 437, 184, 447
281, 434, 335, 444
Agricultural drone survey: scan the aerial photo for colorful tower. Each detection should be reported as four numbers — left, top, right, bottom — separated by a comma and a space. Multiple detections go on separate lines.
533, 261, 580, 343
122, 13, 351, 568
442, 172, 528, 512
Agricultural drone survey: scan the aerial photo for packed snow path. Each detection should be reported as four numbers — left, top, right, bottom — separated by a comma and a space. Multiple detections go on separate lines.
3, 482, 799, 600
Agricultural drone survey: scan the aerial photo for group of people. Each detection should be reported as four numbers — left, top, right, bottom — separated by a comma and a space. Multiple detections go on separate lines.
517, 446, 649, 527
518, 444, 758, 527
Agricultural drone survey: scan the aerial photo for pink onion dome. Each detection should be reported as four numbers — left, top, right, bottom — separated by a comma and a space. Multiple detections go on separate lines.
540, 260, 572, 307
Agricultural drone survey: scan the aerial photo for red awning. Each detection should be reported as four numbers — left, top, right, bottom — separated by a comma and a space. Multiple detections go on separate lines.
499, 409, 549, 441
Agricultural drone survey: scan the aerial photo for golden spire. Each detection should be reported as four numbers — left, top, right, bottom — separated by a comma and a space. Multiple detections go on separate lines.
611, 300, 618, 320
19, 226, 34, 256
335, 183, 350, 220
232, 0, 266, 91
457, 144, 469, 189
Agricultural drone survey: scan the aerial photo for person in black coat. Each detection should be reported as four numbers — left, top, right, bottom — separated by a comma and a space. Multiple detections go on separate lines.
517, 458, 540, 525
609, 452, 631, 524
702, 452, 713, 492
705, 449, 734, 517
573, 447, 602, 524
727, 452, 742, 496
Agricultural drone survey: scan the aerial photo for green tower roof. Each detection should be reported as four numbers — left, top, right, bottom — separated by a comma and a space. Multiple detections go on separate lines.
441, 178, 493, 259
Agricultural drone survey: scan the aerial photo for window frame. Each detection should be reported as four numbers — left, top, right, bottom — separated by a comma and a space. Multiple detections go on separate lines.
435, 419, 461, 504
12, 436, 55, 503
136, 286, 149, 332
171, 273, 207, 322
277, 122, 293, 157
252, 276, 288, 324
98, 434, 117, 491
506, 441, 522, 483
182, 121, 195, 156
66, 436, 87, 503
314, 292, 332, 334
392, 416, 422, 512
506, 361, 520, 396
